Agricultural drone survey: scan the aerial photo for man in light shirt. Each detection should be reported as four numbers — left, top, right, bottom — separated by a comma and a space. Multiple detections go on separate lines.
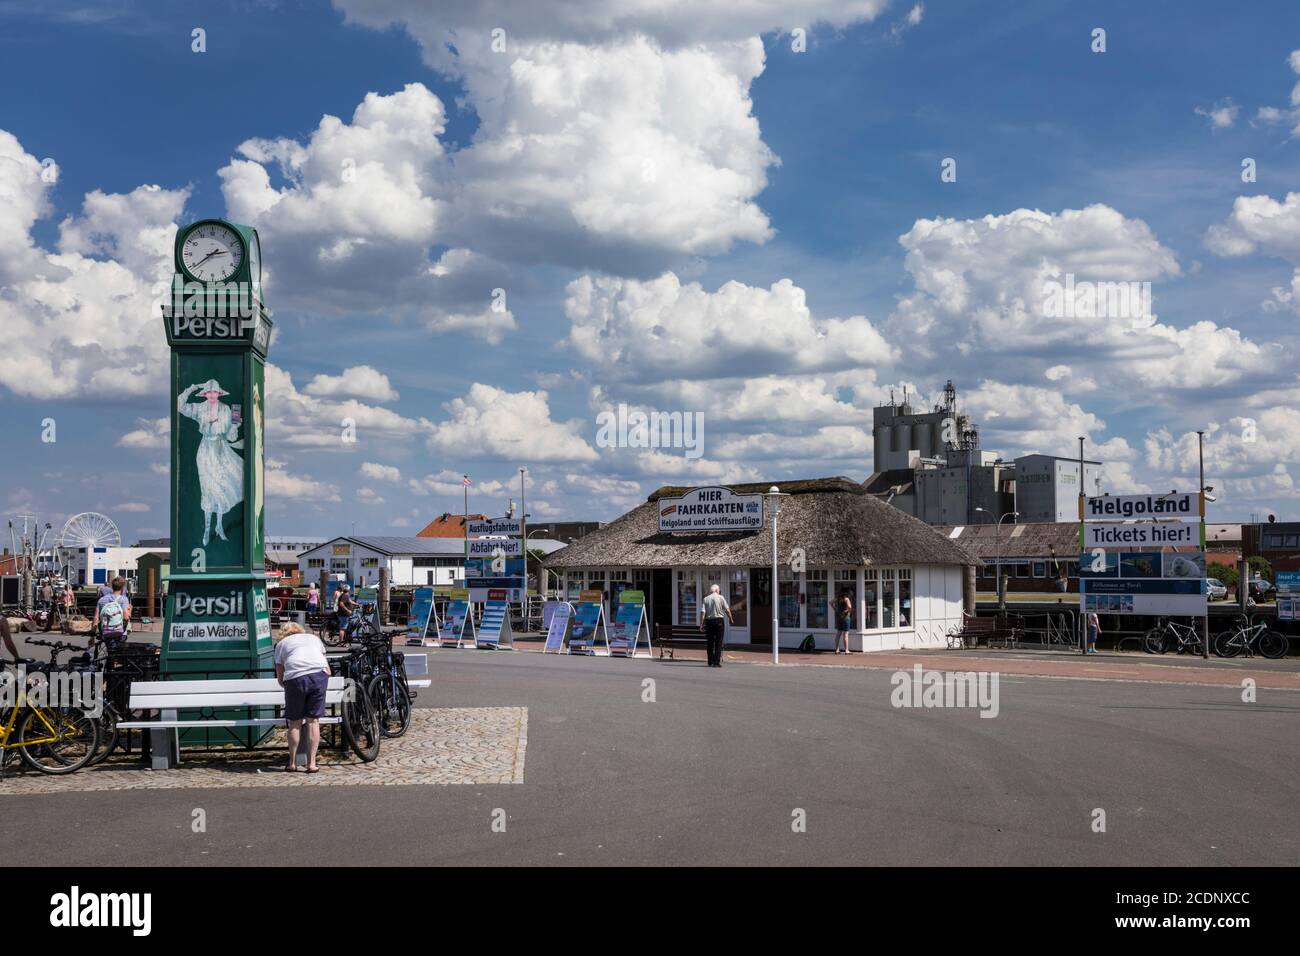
698, 583, 733, 668
274, 622, 331, 772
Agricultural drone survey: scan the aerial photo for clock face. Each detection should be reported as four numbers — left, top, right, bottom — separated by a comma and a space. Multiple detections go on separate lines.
181, 223, 243, 283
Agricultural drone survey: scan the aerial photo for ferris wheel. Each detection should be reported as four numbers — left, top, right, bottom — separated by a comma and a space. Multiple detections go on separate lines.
56, 512, 121, 577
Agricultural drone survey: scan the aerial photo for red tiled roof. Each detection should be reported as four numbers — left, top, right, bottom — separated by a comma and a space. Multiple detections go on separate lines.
416, 513, 487, 538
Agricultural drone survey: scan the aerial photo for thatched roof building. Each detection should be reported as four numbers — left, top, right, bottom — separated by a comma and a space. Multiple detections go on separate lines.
544, 477, 981, 570
937, 522, 1079, 560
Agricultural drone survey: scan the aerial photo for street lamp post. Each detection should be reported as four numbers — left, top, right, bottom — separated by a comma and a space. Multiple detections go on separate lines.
1197, 431, 1209, 660
767, 486, 788, 665
974, 507, 1019, 612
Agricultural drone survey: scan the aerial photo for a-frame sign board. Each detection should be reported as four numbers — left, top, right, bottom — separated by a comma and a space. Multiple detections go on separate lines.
542, 601, 571, 653
404, 586, 441, 646
607, 591, 651, 657
566, 600, 609, 656
439, 598, 476, 648
477, 600, 515, 649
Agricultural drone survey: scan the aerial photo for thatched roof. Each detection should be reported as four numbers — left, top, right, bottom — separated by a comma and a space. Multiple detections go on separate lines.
544, 477, 981, 570
937, 522, 1080, 559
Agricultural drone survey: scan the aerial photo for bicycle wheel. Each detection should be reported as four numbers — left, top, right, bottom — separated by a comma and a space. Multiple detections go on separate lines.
1213, 630, 1241, 658
1142, 628, 1167, 654
322, 623, 346, 648
1258, 630, 1288, 660
18, 707, 99, 774
369, 672, 411, 739
88, 707, 119, 765
341, 682, 380, 762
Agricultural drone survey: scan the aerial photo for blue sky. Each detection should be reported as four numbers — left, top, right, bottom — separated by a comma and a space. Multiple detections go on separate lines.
1, 0, 1299, 543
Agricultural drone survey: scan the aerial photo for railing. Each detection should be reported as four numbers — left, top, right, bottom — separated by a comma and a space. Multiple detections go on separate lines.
1015, 610, 1078, 651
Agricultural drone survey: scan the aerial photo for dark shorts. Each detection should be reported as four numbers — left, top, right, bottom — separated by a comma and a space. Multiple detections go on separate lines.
284, 671, 328, 721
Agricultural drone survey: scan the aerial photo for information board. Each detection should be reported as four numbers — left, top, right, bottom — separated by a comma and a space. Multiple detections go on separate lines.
1277, 571, 1299, 621
543, 601, 572, 653
567, 601, 608, 655
607, 593, 649, 657
404, 586, 440, 646
441, 599, 475, 647
477, 600, 514, 648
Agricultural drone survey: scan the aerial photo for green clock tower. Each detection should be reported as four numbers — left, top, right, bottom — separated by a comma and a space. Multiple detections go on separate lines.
160, 219, 274, 744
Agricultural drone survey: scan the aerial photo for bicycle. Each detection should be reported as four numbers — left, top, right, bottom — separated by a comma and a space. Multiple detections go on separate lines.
328, 648, 380, 762
1141, 617, 1204, 655
360, 636, 412, 739
1213, 619, 1288, 659
0, 655, 100, 775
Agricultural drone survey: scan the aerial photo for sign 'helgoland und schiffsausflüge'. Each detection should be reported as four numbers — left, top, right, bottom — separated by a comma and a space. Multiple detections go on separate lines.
658, 487, 765, 533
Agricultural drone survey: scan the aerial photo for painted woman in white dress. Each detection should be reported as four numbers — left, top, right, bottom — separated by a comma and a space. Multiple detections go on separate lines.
178, 378, 244, 546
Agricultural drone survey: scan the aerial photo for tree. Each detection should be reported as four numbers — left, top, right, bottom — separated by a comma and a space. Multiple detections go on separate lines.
1247, 556, 1274, 584
1207, 561, 1238, 589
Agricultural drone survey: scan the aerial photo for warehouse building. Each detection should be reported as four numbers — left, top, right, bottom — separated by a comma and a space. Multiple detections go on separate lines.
298, 536, 469, 588
543, 477, 981, 652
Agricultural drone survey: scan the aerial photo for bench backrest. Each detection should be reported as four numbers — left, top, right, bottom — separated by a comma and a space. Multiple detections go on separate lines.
129, 677, 347, 710
655, 623, 705, 639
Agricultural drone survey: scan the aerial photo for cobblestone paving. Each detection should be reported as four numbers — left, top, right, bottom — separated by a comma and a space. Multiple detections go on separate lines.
0, 707, 527, 794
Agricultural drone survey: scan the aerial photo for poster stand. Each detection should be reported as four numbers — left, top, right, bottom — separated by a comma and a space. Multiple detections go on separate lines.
404, 586, 441, 646
543, 601, 572, 653
439, 598, 476, 648
477, 599, 515, 649
566, 601, 608, 656
608, 598, 651, 657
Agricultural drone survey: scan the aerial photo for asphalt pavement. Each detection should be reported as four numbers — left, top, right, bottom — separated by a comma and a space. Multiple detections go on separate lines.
2, 641, 1297, 866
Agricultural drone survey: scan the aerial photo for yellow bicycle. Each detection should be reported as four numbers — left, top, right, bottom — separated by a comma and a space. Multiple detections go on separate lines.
0, 667, 100, 775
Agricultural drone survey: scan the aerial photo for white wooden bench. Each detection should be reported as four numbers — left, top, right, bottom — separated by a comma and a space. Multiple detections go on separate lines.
119, 677, 348, 769
322, 651, 432, 689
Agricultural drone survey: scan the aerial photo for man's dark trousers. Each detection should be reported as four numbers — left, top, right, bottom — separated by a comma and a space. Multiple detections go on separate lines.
704, 617, 725, 666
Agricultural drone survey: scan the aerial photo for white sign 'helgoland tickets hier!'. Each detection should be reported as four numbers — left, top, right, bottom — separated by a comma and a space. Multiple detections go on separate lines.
1084, 523, 1199, 548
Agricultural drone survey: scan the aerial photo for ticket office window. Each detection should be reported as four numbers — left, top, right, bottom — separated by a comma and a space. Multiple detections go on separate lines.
729, 569, 748, 628
703, 568, 723, 608
677, 570, 699, 626
898, 568, 912, 628
881, 569, 897, 628
778, 566, 800, 629
864, 570, 880, 630
566, 572, 583, 602
833, 570, 858, 629
806, 570, 829, 629
609, 570, 630, 614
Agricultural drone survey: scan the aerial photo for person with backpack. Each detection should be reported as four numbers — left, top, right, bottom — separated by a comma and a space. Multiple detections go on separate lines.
91, 576, 132, 642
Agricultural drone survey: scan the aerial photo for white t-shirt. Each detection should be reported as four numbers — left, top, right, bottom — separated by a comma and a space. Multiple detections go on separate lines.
274, 633, 329, 681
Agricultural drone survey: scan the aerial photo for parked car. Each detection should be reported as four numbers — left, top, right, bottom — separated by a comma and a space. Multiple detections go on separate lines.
1249, 578, 1276, 602
1206, 578, 1228, 600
